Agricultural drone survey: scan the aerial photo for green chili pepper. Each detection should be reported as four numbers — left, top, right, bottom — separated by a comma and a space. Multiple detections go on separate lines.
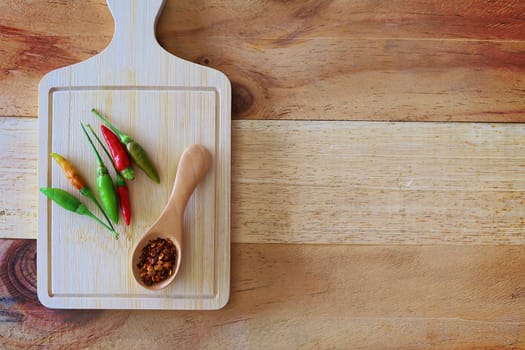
91, 108, 160, 183
40, 187, 118, 239
87, 124, 132, 225
80, 123, 120, 225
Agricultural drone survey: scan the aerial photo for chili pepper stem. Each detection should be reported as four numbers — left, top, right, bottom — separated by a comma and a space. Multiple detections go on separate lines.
121, 167, 134, 180
91, 108, 131, 144
80, 123, 105, 167
80, 187, 115, 231
85, 211, 118, 239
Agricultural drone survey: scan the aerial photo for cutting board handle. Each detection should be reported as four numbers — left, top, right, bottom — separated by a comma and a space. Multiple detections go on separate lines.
105, 0, 166, 56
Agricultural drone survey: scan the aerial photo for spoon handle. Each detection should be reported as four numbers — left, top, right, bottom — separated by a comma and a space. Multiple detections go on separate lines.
170, 144, 211, 214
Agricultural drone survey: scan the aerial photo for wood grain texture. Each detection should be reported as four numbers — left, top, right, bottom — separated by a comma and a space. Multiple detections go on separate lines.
0, 0, 112, 117
1, 0, 525, 121
0, 118, 38, 239
0, 240, 129, 349
0, 240, 524, 349
1, 0, 524, 347
3, 118, 525, 245
157, 0, 525, 41
232, 120, 525, 244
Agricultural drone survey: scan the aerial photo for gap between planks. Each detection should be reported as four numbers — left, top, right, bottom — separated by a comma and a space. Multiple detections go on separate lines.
1, 117, 525, 244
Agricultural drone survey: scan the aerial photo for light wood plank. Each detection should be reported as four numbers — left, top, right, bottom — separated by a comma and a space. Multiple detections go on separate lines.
2, 118, 525, 244
1, 1, 524, 120
0, 118, 38, 239
1, 241, 524, 348
233, 120, 525, 244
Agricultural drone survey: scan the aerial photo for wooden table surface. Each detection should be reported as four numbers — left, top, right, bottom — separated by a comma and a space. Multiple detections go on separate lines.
1, 0, 525, 348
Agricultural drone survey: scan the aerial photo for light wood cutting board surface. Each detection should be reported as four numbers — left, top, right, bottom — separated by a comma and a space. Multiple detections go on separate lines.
37, 0, 231, 309
0, 0, 524, 348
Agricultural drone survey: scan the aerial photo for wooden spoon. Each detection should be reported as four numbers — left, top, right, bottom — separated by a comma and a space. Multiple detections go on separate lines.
131, 144, 211, 290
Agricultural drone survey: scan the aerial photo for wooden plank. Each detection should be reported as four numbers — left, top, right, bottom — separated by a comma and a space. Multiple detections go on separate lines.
1, 1, 525, 121
233, 120, 525, 244
157, 0, 525, 41
2, 118, 525, 244
0, 118, 38, 239
3, 1, 524, 41
197, 38, 525, 121
1, 240, 524, 348
0, 0, 112, 118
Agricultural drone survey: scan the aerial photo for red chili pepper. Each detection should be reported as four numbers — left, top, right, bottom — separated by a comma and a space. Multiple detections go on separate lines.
117, 183, 131, 225
101, 125, 135, 181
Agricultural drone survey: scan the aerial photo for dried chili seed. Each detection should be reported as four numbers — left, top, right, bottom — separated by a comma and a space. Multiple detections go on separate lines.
136, 238, 177, 286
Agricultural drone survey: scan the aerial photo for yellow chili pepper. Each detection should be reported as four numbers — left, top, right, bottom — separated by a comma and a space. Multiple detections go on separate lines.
50, 153, 86, 190
50, 152, 116, 234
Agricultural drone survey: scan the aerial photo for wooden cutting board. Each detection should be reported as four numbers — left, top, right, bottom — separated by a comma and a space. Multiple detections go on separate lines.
37, 0, 231, 309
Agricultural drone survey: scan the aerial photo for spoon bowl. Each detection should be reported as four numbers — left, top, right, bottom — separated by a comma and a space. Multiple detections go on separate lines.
131, 144, 211, 290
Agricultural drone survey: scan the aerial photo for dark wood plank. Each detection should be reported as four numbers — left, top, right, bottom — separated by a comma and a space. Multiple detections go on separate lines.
158, 0, 525, 41
169, 37, 525, 121
0, 0, 524, 120
0, 240, 523, 348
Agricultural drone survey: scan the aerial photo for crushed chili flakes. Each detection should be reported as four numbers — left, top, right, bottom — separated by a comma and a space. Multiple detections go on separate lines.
137, 238, 177, 286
